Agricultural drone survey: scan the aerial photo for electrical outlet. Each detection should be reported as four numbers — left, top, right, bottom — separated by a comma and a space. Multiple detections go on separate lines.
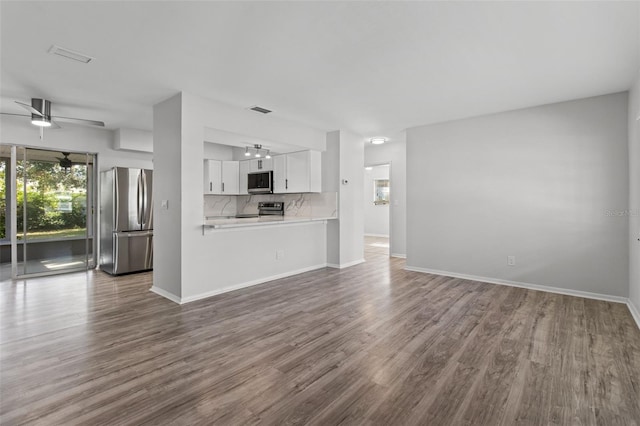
507, 256, 516, 266
276, 249, 285, 260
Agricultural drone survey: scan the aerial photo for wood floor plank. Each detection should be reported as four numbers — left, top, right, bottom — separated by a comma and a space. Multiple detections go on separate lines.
1, 236, 639, 425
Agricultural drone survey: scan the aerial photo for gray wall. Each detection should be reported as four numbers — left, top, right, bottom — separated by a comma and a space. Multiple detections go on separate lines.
323, 130, 365, 267
365, 136, 407, 257
629, 73, 640, 312
152, 93, 183, 299
406, 92, 629, 298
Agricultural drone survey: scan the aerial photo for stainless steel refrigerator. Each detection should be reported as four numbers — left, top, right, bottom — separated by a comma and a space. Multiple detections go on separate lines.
100, 167, 153, 275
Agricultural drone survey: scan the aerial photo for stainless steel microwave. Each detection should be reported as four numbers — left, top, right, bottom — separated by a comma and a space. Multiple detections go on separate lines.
247, 171, 273, 194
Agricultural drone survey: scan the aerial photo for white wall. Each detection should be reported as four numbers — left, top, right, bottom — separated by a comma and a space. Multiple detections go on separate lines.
0, 116, 153, 171
203, 142, 234, 160
339, 131, 365, 266
323, 131, 341, 266
629, 72, 640, 317
153, 91, 328, 301
113, 128, 153, 153
364, 165, 390, 237
323, 130, 365, 268
406, 93, 629, 298
364, 136, 407, 257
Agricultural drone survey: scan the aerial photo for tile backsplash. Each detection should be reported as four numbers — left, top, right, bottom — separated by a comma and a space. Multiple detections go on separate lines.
203, 195, 237, 217
204, 192, 337, 218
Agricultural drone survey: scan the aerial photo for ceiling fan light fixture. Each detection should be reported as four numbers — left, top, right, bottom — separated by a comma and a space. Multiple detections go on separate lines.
31, 117, 52, 127
370, 137, 386, 145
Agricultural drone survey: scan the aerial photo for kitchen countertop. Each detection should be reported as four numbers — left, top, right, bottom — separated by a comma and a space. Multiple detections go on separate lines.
203, 215, 337, 229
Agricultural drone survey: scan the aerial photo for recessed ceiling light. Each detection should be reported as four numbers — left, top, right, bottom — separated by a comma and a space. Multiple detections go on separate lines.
48, 45, 94, 63
370, 137, 386, 145
365, 167, 373, 171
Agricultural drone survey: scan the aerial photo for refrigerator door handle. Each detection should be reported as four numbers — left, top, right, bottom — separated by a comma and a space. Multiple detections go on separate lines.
141, 170, 147, 227
137, 172, 143, 226
114, 169, 120, 230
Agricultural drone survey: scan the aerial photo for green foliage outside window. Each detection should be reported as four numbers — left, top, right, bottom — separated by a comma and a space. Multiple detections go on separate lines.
0, 158, 88, 240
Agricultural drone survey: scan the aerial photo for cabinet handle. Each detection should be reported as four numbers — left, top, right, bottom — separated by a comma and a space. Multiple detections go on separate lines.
209, 182, 212, 192
285, 179, 288, 190
222, 182, 225, 192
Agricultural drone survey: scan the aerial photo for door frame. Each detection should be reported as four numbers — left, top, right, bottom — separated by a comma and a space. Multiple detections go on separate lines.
363, 161, 392, 254
7, 144, 99, 278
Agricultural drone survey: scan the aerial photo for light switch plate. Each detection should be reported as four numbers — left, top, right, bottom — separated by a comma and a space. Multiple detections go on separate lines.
161, 200, 169, 210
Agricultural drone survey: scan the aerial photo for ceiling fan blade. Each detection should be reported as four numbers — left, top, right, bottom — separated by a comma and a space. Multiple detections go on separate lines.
15, 100, 44, 116
52, 116, 105, 127
0, 112, 30, 118
49, 120, 61, 129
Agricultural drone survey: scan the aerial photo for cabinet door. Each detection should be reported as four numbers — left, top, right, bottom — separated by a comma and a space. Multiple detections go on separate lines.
238, 160, 250, 195
204, 159, 222, 194
272, 155, 287, 193
248, 158, 273, 172
286, 151, 310, 193
221, 161, 239, 194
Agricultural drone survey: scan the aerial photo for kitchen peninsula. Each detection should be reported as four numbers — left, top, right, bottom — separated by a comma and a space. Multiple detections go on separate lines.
153, 93, 363, 306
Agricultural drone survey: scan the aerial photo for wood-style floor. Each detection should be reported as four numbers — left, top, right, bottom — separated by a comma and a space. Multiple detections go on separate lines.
1, 237, 639, 425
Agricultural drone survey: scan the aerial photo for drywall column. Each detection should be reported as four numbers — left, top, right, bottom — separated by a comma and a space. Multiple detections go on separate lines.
152, 93, 183, 300
364, 134, 407, 257
629, 72, 640, 319
323, 130, 365, 267
406, 93, 629, 298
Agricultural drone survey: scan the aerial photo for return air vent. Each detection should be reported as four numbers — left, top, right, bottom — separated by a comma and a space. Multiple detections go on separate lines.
48, 45, 94, 63
248, 105, 272, 114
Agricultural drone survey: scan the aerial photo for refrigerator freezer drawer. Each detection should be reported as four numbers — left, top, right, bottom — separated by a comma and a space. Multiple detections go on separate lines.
111, 231, 153, 275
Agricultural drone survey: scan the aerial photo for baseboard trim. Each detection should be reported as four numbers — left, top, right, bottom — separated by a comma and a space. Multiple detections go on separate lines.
628, 299, 640, 330
365, 233, 389, 238
179, 263, 328, 304
326, 259, 366, 269
391, 253, 406, 259
150, 286, 182, 304
404, 265, 629, 304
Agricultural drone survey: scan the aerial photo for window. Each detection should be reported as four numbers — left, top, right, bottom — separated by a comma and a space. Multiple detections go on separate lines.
373, 179, 389, 205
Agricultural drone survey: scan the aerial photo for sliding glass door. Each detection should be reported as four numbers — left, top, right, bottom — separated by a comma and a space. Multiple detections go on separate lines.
5, 146, 97, 277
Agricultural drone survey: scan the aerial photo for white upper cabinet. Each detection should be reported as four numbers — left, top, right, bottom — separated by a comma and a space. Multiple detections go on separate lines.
221, 161, 239, 194
273, 155, 288, 193
204, 159, 240, 195
204, 159, 222, 194
239, 160, 250, 195
248, 158, 273, 172
273, 150, 321, 194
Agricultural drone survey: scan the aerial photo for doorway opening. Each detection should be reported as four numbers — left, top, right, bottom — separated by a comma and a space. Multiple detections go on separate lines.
1, 145, 97, 278
364, 163, 390, 257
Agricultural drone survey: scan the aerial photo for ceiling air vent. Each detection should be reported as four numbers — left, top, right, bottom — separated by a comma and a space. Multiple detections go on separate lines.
48, 45, 94, 63
248, 105, 272, 114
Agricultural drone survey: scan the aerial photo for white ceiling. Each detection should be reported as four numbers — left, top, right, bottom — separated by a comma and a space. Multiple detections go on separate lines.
1, 1, 638, 141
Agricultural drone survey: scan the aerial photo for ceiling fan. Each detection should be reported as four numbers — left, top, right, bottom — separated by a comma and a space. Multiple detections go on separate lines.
57, 152, 81, 170
1, 98, 105, 128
